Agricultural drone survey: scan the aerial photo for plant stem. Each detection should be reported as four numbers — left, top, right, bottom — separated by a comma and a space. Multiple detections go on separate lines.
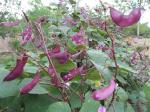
99, 1, 119, 110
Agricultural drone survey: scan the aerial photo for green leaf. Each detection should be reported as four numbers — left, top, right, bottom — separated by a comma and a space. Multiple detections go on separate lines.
144, 83, 150, 111
47, 102, 71, 112
116, 61, 137, 73
87, 49, 112, 81
54, 60, 76, 73
69, 0, 76, 4
0, 96, 23, 112
0, 68, 20, 98
24, 64, 38, 74
23, 95, 56, 112
86, 68, 101, 81
69, 93, 82, 109
0, 80, 20, 98
117, 87, 128, 102
80, 92, 100, 112
126, 103, 135, 112
108, 101, 125, 112
70, 82, 89, 93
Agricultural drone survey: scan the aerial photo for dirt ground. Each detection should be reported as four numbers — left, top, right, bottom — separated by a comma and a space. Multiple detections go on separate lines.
0, 37, 12, 52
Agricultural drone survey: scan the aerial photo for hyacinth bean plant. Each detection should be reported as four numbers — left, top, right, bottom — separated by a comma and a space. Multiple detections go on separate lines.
0, 0, 150, 112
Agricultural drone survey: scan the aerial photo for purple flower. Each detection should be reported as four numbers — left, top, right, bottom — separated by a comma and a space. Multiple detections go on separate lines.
98, 106, 107, 112
0, 20, 20, 27
20, 72, 40, 94
80, 7, 88, 19
63, 16, 77, 26
97, 44, 109, 52
21, 25, 32, 45
48, 45, 69, 64
70, 29, 86, 45
130, 52, 138, 64
3, 53, 28, 81
36, 16, 48, 24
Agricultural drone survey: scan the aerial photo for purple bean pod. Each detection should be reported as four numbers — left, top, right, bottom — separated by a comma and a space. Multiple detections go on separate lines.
110, 7, 141, 27
0, 20, 20, 27
20, 72, 40, 94
63, 66, 86, 81
91, 79, 116, 101
3, 54, 28, 81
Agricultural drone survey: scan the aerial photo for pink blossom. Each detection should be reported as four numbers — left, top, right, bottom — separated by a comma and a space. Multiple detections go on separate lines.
98, 106, 107, 112
130, 52, 138, 64
80, 7, 88, 19
91, 79, 116, 101
97, 44, 109, 52
48, 45, 69, 64
63, 16, 77, 26
36, 16, 48, 24
70, 29, 86, 45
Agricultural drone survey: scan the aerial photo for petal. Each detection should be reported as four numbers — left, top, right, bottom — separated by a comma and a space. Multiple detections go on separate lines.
98, 106, 107, 112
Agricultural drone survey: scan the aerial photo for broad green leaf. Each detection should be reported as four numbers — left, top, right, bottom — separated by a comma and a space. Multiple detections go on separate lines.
0, 80, 20, 98
70, 82, 89, 93
24, 64, 38, 74
80, 92, 100, 112
126, 103, 135, 112
23, 95, 56, 112
69, 93, 82, 109
0, 96, 23, 112
108, 101, 125, 112
115, 61, 137, 74
91, 61, 112, 81
54, 60, 76, 73
47, 102, 71, 112
86, 68, 101, 81
87, 49, 112, 81
116, 75, 127, 84
117, 87, 128, 102
0, 68, 20, 98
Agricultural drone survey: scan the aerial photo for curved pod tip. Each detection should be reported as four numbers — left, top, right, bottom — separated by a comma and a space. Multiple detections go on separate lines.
91, 79, 116, 101
20, 72, 40, 94
3, 54, 28, 81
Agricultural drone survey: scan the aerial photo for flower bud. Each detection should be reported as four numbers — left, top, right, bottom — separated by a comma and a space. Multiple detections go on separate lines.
98, 106, 107, 112
70, 29, 86, 45
47, 45, 69, 64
